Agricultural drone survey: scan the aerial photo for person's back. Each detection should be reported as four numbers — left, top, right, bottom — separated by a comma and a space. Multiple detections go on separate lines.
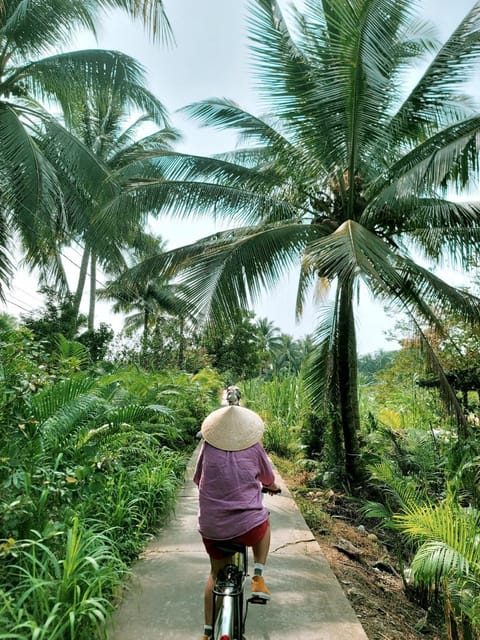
194, 388, 280, 640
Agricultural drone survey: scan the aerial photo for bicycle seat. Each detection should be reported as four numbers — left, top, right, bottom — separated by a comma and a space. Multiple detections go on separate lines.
216, 540, 246, 555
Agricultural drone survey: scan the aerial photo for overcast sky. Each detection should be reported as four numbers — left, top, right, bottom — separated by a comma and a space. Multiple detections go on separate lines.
6, 0, 480, 353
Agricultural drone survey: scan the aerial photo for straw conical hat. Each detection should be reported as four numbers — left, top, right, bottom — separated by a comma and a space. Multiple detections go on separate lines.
201, 405, 264, 451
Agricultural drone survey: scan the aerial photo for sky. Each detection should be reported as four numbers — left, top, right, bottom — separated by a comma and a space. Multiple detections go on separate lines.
4, 0, 480, 354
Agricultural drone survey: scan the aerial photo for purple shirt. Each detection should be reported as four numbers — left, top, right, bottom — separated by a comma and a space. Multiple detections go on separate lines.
193, 441, 275, 540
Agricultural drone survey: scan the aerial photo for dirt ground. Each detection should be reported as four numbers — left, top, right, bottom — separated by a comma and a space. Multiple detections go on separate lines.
276, 462, 448, 640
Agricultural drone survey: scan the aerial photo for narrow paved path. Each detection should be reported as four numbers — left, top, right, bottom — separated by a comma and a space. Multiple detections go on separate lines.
109, 448, 369, 639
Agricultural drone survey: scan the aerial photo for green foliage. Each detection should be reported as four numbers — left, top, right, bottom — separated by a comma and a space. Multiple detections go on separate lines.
357, 350, 397, 383
0, 327, 54, 452
394, 489, 480, 637
300, 406, 346, 488
0, 321, 221, 637
0, 520, 125, 640
78, 453, 185, 559
243, 376, 304, 457
201, 310, 262, 381
77, 325, 114, 364
359, 347, 446, 433
21, 289, 84, 349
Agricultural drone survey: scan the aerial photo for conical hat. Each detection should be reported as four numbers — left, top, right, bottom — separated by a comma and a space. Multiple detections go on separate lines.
201, 405, 264, 451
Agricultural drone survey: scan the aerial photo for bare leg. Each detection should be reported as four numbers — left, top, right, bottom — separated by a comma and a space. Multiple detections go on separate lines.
252, 522, 271, 565
204, 556, 229, 626
204, 524, 272, 626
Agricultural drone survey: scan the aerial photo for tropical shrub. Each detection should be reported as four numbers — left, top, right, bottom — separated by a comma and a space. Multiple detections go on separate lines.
0, 322, 220, 638
395, 487, 480, 639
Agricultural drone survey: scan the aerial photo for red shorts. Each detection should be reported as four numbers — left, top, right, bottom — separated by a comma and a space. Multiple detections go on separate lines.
202, 518, 270, 560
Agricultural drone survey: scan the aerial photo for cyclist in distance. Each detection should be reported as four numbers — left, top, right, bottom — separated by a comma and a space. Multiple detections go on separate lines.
194, 385, 280, 640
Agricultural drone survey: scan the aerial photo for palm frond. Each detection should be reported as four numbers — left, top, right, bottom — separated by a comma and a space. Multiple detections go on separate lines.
174, 222, 318, 326
39, 113, 116, 201
248, 0, 346, 173
367, 115, 480, 201
0, 102, 60, 250
302, 297, 340, 411
406, 200, 480, 264
0, 210, 13, 299
407, 319, 469, 435
390, 2, 480, 140
103, 0, 174, 45
88, 404, 171, 435
29, 377, 98, 422
2, 0, 97, 57
181, 98, 293, 152
110, 126, 181, 169
395, 495, 480, 587
104, 176, 297, 229
367, 460, 430, 511
304, 219, 480, 328
17, 50, 171, 127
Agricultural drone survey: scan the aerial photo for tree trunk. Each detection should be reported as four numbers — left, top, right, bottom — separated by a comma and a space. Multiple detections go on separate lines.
88, 250, 96, 331
177, 315, 185, 369
337, 283, 363, 485
142, 308, 149, 366
73, 245, 90, 325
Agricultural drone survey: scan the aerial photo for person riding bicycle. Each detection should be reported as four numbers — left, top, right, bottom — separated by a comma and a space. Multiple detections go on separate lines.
194, 386, 280, 640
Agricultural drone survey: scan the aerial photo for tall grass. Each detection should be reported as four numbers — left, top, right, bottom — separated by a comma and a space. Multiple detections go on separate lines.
0, 519, 126, 640
243, 376, 304, 457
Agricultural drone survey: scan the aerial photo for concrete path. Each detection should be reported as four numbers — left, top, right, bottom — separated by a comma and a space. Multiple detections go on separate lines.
109, 448, 369, 640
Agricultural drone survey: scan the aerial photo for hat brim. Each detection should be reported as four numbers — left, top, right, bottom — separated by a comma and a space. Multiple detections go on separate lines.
201, 405, 264, 451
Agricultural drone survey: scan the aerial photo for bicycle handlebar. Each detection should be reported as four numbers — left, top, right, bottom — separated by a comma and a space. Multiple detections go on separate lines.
261, 486, 281, 495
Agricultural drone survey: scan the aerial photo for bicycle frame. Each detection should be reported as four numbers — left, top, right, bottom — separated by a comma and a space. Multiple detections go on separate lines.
212, 541, 248, 640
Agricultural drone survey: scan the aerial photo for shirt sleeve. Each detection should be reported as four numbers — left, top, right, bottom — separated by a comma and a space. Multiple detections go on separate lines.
193, 444, 204, 486
256, 445, 275, 486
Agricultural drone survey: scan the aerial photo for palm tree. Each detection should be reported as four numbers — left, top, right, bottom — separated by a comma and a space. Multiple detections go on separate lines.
0, 0, 171, 298
36, 59, 178, 330
98, 233, 193, 365
271, 334, 305, 377
255, 317, 282, 375
106, 0, 480, 483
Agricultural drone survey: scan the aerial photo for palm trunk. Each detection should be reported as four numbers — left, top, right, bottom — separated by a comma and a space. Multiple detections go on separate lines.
73, 245, 90, 325
142, 308, 150, 366
337, 283, 362, 484
177, 315, 185, 369
88, 250, 97, 331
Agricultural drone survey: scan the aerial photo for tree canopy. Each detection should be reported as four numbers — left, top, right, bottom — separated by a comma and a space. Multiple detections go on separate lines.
107, 0, 480, 482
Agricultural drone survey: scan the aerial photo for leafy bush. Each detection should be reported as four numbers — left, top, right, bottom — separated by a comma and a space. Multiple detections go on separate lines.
0, 520, 125, 640
0, 325, 220, 638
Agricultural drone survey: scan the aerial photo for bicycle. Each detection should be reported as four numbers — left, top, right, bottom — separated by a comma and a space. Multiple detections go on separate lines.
211, 487, 281, 640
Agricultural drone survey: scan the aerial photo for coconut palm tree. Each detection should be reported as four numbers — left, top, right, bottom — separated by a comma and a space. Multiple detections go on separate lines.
271, 333, 305, 376
255, 317, 282, 375
105, 0, 480, 483
35, 58, 178, 330
98, 233, 194, 364
0, 0, 172, 298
